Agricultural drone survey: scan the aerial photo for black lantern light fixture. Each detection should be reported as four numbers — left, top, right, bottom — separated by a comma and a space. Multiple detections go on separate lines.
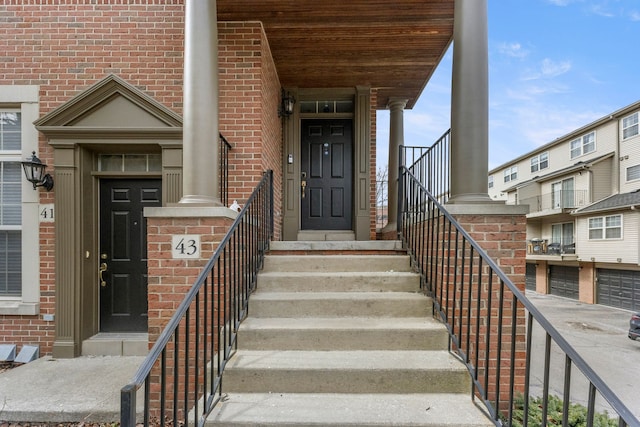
279, 89, 295, 117
21, 151, 54, 191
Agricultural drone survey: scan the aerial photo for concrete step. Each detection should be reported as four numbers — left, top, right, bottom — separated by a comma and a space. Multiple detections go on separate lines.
256, 270, 420, 292
262, 255, 412, 273
237, 317, 448, 351
248, 291, 431, 318
269, 240, 404, 252
222, 350, 470, 394
206, 393, 493, 426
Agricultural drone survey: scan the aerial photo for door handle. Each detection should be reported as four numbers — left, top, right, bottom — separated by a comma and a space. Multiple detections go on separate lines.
99, 262, 108, 287
301, 180, 307, 198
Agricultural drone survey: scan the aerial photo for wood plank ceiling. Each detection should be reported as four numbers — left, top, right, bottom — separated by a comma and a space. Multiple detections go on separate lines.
217, 0, 454, 109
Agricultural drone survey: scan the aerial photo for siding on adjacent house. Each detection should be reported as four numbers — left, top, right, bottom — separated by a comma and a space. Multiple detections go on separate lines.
590, 157, 614, 203
576, 211, 639, 264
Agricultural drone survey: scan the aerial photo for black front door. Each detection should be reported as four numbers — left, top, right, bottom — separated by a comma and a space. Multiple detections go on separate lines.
99, 179, 161, 332
301, 119, 353, 230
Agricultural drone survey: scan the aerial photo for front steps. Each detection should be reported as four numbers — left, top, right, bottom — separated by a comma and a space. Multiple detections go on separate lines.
206, 241, 492, 426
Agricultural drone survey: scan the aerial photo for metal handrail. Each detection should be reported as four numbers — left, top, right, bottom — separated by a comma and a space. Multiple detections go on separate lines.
401, 128, 450, 205
398, 164, 639, 427
121, 170, 273, 427
219, 133, 233, 206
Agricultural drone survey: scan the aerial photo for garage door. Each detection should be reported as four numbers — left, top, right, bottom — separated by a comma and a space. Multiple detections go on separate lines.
597, 269, 640, 311
526, 263, 536, 291
549, 265, 579, 299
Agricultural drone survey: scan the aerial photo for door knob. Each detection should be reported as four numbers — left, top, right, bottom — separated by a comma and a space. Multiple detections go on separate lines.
99, 262, 108, 287
301, 180, 307, 198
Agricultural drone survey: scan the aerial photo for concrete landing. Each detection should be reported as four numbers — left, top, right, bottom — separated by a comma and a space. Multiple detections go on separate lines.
0, 355, 144, 423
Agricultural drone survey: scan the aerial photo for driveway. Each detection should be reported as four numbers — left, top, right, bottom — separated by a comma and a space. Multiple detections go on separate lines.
526, 292, 640, 420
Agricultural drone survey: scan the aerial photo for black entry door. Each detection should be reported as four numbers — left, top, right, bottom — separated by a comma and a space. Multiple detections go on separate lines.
99, 179, 161, 332
301, 119, 353, 230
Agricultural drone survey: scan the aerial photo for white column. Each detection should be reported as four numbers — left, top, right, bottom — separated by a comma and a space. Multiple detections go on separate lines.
383, 98, 407, 233
448, 0, 492, 204
180, 0, 221, 205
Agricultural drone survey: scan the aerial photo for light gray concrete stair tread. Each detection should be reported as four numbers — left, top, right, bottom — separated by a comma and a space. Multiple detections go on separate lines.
258, 270, 418, 277
269, 240, 404, 251
250, 291, 427, 300
206, 392, 492, 426
227, 350, 465, 371
239, 317, 441, 330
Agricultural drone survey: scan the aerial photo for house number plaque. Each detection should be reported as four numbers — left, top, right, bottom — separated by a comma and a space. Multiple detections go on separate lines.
172, 235, 201, 259
39, 204, 54, 223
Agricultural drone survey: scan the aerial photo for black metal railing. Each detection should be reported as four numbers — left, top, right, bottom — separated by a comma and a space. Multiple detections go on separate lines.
120, 170, 273, 427
401, 128, 450, 206
219, 133, 233, 206
375, 179, 388, 231
398, 165, 639, 426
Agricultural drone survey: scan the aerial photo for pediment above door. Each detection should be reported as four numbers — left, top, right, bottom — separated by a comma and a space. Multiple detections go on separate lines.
34, 74, 182, 141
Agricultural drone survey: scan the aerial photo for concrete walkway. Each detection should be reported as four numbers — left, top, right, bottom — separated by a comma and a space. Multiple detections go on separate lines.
0, 355, 145, 423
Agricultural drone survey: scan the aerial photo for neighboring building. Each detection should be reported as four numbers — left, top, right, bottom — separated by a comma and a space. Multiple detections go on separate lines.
489, 100, 640, 311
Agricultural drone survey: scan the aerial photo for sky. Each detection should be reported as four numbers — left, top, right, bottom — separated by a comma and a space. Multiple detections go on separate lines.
376, 0, 640, 173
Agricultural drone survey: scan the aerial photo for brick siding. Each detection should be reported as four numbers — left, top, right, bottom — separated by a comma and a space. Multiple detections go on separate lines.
0, 2, 284, 355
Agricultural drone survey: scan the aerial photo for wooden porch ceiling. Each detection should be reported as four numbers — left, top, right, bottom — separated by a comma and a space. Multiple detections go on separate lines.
217, 0, 454, 110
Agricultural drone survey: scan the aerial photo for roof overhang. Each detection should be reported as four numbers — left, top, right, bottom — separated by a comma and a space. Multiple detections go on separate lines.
217, 0, 454, 109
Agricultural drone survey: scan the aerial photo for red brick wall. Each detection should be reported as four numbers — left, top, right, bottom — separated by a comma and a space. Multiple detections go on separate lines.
0, 2, 283, 354
218, 21, 282, 237
0, 0, 186, 355
436, 213, 527, 409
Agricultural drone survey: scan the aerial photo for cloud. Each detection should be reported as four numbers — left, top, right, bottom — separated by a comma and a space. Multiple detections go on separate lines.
546, 0, 576, 6
588, 4, 616, 17
541, 58, 572, 77
498, 42, 529, 59
630, 10, 640, 21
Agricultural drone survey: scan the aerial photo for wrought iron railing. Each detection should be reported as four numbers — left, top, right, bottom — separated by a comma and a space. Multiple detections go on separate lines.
219, 133, 232, 206
120, 170, 273, 427
398, 164, 639, 426
401, 129, 450, 206
375, 179, 388, 231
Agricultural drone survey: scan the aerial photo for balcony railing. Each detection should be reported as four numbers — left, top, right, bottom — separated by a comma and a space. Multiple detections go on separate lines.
527, 239, 576, 255
399, 148, 639, 426
518, 190, 588, 213
120, 170, 273, 427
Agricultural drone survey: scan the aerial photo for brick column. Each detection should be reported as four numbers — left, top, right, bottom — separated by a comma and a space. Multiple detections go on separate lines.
535, 260, 549, 294
145, 206, 237, 420
442, 204, 528, 413
578, 262, 596, 304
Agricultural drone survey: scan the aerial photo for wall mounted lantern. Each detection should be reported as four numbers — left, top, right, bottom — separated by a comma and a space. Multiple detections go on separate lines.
21, 151, 54, 191
279, 90, 295, 117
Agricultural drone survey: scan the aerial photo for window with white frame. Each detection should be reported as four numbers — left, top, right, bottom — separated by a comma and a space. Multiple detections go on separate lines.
627, 164, 640, 182
0, 111, 22, 296
503, 166, 517, 183
530, 152, 549, 173
0, 86, 39, 315
588, 214, 622, 240
622, 112, 639, 140
488, 175, 494, 188
570, 131, 595, 159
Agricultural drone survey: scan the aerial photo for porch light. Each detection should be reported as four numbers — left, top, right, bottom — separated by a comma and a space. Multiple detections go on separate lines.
279, 90, 295, 117
21, 151, 54, 191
